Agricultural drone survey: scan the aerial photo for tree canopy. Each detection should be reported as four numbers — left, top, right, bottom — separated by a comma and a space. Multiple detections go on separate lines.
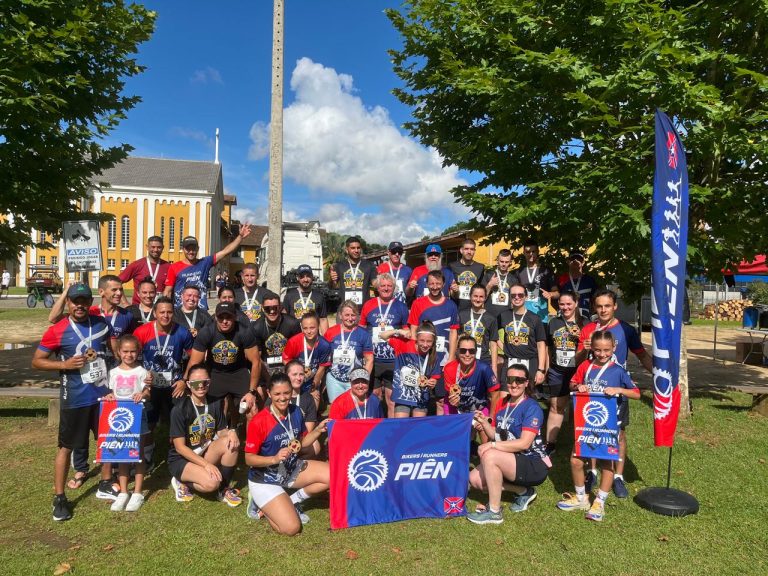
388, 0, 768, 300
0, 0, 155, 261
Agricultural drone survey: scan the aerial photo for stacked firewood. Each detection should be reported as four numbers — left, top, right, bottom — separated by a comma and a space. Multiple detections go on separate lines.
701, 299, 753, 320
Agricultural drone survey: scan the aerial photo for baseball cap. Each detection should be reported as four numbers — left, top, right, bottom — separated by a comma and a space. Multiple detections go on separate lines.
66, 283, 93, 300
349, 368, 370, 383
425, 243, 442, 255
215, 302, 237, 318
569, 251, 586, 262
296, 264, 313, 277
388, 241, 404, 253
181, 236, 199, 248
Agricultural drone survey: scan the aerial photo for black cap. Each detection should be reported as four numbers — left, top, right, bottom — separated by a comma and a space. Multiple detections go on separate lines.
215, 302, 237, 318
297, 264, 313, 277
388, 241, 404, 252
66, 283, 93, 300
181, 236, 199, 248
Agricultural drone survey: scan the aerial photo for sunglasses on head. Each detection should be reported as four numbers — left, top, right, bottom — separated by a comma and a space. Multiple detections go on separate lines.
458, 347, 476, 355
188, 379, 211, 390
263, 305, 280, 313
508, 376, 528, 385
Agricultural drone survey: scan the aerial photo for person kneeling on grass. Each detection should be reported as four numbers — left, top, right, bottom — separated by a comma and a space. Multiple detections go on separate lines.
166, 364, 242, 507
467, 363, 552, 525
557, 330, 640, 522
244, 372, 330, 535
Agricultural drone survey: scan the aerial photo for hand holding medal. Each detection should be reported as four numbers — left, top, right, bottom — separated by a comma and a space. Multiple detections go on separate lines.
448, 383, 462, 407
288, 438, 302, 454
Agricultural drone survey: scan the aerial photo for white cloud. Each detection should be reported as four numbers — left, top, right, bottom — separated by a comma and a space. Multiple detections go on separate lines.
170, 126, 212, 145
232, 206, 301, 226
190, 66, 223, 85
248, 57, 469, 242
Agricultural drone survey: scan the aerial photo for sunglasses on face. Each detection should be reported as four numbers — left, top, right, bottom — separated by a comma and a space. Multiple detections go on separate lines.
188, 379, 211, 390
508, 376, 528, 385
458, 347, 477, 355
427, 253, 440, 258
510, 292, 526, 298
263, 306, 280, 313
390, 250, 403, 255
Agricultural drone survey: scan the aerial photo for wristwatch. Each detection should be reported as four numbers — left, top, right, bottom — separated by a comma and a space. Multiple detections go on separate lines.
537, 368, 546, 374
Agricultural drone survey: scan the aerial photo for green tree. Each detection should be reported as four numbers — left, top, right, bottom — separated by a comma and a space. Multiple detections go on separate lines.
322, 231, 347, 273
441, 220, 473, 235
389, 1, 768, 301
0, 0, 155, 261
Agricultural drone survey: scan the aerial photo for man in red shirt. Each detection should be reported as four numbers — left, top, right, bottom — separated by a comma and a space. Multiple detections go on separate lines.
119, 236, 170, 305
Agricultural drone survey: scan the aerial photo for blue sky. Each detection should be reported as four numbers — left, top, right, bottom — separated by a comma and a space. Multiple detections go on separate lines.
109, 1, 471, 243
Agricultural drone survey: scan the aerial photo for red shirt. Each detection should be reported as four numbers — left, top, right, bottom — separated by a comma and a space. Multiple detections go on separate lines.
119, 258, 170, 304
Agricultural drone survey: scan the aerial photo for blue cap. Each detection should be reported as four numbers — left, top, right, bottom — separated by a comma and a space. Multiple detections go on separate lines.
425, 244, 442, 255
66, 283, 93, 300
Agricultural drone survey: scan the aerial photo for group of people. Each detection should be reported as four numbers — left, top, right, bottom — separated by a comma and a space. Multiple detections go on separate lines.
34, 231, 651, 532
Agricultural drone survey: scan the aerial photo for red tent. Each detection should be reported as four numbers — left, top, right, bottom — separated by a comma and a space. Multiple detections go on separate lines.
722, 255, 768, 276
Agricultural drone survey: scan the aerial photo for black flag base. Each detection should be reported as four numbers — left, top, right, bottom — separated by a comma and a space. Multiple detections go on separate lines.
635, 487, 699, 517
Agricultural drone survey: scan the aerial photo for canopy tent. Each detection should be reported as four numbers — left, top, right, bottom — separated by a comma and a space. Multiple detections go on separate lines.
723, 255, 768, 283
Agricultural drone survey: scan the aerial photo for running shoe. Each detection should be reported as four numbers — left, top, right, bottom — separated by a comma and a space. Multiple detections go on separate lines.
613, 476, 629, 498
585, 500, 605, 522
171, 477, 194, 502
218, 487, 242, 507
96, 479, 120, 501
509, 487, 537, 513
110, 492, 129, 511
52, 495, 72, 522
246, 493, 263, 520
467, 508, 504, 525
294, 503, 310, 524
125, 493, 145, 512
584, 469, 597, 493
556, 493, 590, 511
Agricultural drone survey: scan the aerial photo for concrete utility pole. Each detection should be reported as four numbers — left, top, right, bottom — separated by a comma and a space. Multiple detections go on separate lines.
265, 0, 284, 292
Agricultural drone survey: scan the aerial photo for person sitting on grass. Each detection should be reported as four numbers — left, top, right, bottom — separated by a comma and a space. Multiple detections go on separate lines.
245, 372, 330, 535
328, 368, 383, 420
467, 363, 552, 524
166, 363, 242, 507
103, 334, 152, 512
557, 330, 640, 522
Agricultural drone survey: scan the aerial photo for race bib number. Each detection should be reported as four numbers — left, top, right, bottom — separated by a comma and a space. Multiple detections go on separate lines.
556, 350, 576, 368
348, 290, 363, 305
458, 285, 471, 300
507, 357, 530, 370
395, 278, 404, 295
267, 356, 283, 366
491, 290, 508, 307
333, 347, 355, 367
400, 366, 420, 389
154, 371, 173, 388
435, 335, 447, 353
80, 358, 107, 385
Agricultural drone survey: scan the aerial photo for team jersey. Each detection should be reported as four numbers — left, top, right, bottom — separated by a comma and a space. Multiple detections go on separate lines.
324, 325, 373, 382
282, 288, 328, 321
498, 309, 546, 373
134, 322, 194, 387
389, 336, 442, 408
513, 264, 557, 322
172, 306, 213, 336
481, 269, 514, 318
376, 262, 413, 303
193, 323, 257, 374
458, 309, 498, 364
264, 392, 318, 424
333, 259, 377, 306
359, 297, 409, 363
408, 296, 459, 356
167, 396, 226, 465
166, 255, 216, 310
252, 315, 301, 370
108, 366, 148, 399
571, 360, 636, 411
126, 304, 154, 326
577, 319, 644, 368
234, 287, 265, 322
245, 405, 307, 484
557, 273, 599, 318
493, 396, 548, 460
547, 315, 585, 373
329, 390, 383, 420
282, 333, 332, 391
119, 257, 170, 304
88, 305, 135, 368
408, 265, 455, 298
449, 261, 486, 311
443, 360, 499, 412
38, 315, 113, 409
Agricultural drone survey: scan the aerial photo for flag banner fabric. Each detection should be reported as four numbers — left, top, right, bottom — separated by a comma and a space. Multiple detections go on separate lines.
95, 400, 143, 463
572, 393, 620, 461
328, 414, 472, 530
651, 109, 689, 447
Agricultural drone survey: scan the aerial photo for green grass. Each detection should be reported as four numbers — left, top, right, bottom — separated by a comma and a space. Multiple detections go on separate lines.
690, 318, 742, 328
0, 308, 52, 322
1, 392, 766, 576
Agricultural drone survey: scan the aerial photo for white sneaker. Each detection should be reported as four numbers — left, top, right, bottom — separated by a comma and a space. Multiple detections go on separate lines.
110, 492, 129, 511
125, 493, 144, 512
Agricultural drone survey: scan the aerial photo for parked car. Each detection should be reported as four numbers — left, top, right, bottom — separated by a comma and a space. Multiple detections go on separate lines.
26, 266, 63, 294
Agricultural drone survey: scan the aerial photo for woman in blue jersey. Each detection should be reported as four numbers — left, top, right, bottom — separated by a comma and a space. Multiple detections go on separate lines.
323, 300, 373, 403
443, 334, 500, 423
467, 363, 552, 524
245, 372, 329, 535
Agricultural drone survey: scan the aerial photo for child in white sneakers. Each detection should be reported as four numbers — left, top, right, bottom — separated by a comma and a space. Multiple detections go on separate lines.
104, 334, 151, 512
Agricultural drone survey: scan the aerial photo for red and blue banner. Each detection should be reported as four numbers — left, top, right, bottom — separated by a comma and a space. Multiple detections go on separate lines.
572, 393, 620, 461
95, 400, 143, 463
328, 414, 472, 530
651, 110, 688, 447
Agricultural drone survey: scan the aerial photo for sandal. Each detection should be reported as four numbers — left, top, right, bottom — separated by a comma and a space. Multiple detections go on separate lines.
67, 471, 87, 490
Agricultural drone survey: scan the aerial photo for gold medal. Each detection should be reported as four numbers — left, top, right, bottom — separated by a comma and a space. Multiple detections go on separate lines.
449, 383, 461, 396
569, 325, 580, 336
289, 438, 302, 454
304, 366, 312, 377
418, 375, 429, 388
379, 321, 387, 330
84, 347, 97, 361
512, 337, 520, 346
497, 292, 507, 303
190, 328, 198, 338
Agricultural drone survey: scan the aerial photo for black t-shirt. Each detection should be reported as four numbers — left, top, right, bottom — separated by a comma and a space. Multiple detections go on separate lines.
282, 287, 328, 320
547, 314, 586, 373
251, 315, 301, 369
235, 287, 265, 322
497, 309, 546, 371
481, 269, 514, 318
127, 304, 154, 326
193, 322, 257, 374
458, 308, 499, 364
265, 392, 318, 423
449, 261, 486, 311
512, 264, 557, 297
333, 259, 377, 306
167, 396, 226, 464
173, 306, 213, 335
